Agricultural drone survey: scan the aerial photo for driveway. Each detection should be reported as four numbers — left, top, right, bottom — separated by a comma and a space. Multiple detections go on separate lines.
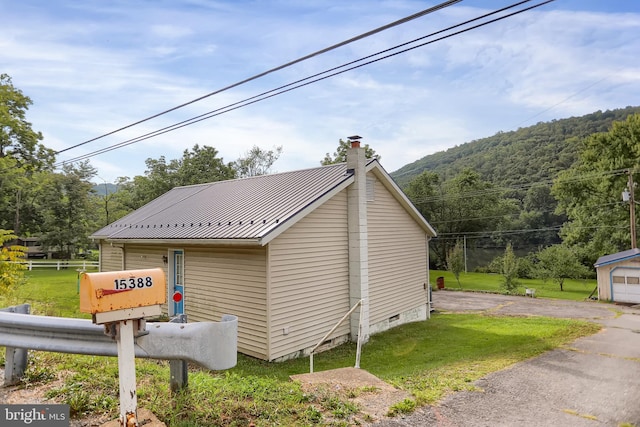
372, 291, 640, 427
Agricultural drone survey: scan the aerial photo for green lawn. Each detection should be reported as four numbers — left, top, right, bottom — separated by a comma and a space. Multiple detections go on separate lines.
0, 268, 95, 318
430, 270, 597, 301
1, 269, 601, 426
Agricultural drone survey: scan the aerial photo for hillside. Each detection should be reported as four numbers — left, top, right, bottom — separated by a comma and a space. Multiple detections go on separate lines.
391, 106, 640, 188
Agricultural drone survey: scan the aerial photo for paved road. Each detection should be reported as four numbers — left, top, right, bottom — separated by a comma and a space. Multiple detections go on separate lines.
373, 291, 640, 427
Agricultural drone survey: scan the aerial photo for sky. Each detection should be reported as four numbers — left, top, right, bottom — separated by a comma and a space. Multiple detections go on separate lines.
1, 0, 639, 183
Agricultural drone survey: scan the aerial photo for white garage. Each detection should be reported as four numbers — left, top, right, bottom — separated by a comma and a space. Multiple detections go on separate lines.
595, 249, 640, 303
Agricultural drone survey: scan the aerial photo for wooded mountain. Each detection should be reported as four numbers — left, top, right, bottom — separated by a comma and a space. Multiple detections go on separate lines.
391, 106, 640, 189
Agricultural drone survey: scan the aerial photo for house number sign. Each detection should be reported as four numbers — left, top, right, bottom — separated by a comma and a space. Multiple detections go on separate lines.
114, 276, 154, 290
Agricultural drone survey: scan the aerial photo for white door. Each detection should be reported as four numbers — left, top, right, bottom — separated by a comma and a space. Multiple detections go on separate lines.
611, 268, 640, 303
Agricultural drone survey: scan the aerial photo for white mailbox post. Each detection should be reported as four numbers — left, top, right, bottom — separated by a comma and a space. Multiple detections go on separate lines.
80, 268, 166, 427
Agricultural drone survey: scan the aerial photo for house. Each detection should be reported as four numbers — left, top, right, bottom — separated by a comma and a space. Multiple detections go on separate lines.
91, 141, 437, 361
15, 237, 47, 259
594, 248, 640, 303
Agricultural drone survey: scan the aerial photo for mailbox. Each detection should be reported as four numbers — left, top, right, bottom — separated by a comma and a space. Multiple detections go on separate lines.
80, 268, 166, 324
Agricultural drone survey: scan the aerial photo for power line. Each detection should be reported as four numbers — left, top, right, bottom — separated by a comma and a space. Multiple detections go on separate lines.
435, 223, 627, 240
54, 0, 462, 156
57, 0, 554, 166
429, 201, 623, 225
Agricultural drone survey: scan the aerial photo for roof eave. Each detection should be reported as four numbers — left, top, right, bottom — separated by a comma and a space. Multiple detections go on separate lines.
594, 253, 640, 268
96, 238, 262, 247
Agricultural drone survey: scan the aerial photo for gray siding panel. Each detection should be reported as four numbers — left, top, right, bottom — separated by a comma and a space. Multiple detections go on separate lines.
367, 174, 428, 325
268, 190, 350, 360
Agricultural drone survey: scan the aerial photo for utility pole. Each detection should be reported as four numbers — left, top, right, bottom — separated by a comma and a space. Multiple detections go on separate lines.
630, 170, 637, 249
623, 169, 637, 249
463, 235, 468, 273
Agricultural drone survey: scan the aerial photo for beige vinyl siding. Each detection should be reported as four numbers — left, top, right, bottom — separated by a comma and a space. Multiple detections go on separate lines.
268, 190, 349, 361
100, 242, 123, 272
185, 247, 268, 359
124, 246, 168, 271
367, 174, 428, 325
597, 265, 612, 300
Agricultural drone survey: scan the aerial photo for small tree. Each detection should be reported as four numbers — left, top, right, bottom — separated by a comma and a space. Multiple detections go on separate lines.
447, 240, 464, 287
500, 243, 520, 294
234, 145, 283, 178
0, 230, 26, 296
535, 244, 589, 291
321, 139, 379, 165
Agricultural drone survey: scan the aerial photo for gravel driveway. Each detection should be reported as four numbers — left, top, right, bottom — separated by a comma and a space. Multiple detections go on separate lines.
372, 291, 640, 427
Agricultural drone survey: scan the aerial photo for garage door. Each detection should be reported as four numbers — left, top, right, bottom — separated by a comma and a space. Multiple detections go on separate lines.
612, 268, 640, 303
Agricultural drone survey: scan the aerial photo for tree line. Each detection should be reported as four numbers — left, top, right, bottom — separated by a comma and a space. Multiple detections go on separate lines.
0, 73, 282, 259
401, 112, 640, 288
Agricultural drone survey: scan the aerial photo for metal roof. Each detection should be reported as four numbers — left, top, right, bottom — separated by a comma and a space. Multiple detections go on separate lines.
594, 248, 640, 267
92, 159, 437, 244
92, 163, 354, 243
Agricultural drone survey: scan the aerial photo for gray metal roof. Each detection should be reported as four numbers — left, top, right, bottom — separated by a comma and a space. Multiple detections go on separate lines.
92, 163, 354, 243
594, 248, 640, 267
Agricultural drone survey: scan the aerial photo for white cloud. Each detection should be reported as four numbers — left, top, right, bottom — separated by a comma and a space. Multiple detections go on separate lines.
0, 0, 638, 183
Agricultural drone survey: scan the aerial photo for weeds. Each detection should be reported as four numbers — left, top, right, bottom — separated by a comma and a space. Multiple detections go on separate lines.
387, 398, 416, 417
21, 352, 56, 386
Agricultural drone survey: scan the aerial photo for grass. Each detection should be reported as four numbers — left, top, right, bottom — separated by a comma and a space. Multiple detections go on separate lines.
0, 268, 95, 318
13, 313, 599, 426
430, 270, 598, 301
1, 269, 601, 425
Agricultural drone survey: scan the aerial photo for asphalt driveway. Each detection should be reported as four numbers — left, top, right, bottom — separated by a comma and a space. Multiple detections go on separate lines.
373, 291, 640, 427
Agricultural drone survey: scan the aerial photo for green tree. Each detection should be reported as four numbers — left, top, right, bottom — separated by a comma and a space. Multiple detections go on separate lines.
0, 229, 26, 295
404, 170, 440, 215
405, 168, 517, 269
234, 145, 283, 178
0, 74, 55, 236
123, 144, 237, 209
40, 161, 97, 258
321, 139, 379, 165
174, 144, 236, 186
91, 179, 133, 227
0, 74, 54, 168
553, 114, 640, 263
500, 243, 520, 294
534, 244, 590, 291
446, 240, 464, 287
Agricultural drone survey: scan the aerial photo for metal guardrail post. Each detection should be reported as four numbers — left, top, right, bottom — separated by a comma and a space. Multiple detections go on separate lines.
1, 304, 30, 385
169, 314, 188, 392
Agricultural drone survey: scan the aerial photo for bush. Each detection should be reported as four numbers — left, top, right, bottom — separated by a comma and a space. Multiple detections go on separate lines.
500, 243, 519, 294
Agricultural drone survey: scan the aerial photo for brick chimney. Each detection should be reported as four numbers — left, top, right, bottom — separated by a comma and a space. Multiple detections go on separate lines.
346, 136, 369, 343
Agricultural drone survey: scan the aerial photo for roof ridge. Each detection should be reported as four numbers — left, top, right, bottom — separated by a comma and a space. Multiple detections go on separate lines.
173, 162, 347, 190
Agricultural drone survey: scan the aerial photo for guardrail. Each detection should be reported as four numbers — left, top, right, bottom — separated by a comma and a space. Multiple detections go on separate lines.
11, 260, 99, 270
0, 304, 238, 385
